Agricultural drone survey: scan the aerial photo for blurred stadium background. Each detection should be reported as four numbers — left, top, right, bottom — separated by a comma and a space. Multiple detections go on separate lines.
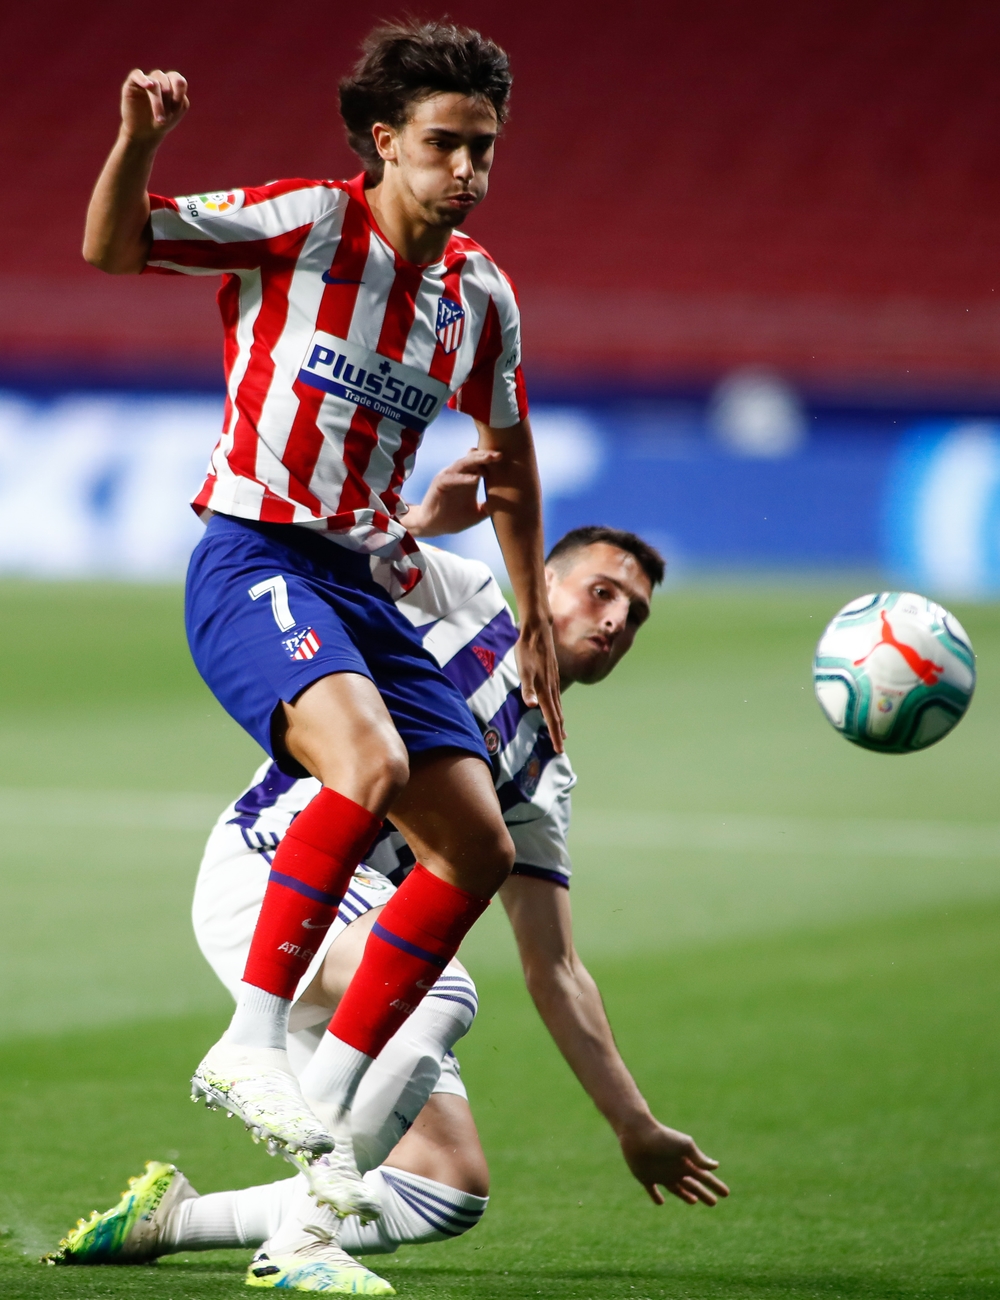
2, 4, 1000, 1298
4, 0, 1000, 590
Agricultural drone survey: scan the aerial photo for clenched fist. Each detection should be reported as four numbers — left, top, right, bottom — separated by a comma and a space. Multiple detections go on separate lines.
120, 68, 189, 144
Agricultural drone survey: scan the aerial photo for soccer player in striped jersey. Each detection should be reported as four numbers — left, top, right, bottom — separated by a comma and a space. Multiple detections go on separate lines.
82, 21, 565, 1218
45, 460, 728, 1292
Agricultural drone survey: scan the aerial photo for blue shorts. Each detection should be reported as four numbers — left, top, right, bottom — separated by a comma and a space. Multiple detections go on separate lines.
185, 514, 488, 773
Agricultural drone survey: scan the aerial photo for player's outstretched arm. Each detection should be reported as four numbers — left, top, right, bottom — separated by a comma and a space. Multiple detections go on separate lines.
500, 873, 729, 1208
83, 69, 189, 274
474, 417, 565, 752
403, 448, 503, 537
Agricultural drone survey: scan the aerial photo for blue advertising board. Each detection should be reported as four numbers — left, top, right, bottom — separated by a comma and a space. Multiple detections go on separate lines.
0, 387, 996, 597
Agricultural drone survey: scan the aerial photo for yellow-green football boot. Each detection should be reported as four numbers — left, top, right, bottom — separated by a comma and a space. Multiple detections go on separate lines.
42, 1161, 198, 1265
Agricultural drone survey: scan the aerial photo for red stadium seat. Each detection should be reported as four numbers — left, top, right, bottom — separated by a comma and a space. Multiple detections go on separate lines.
1, 0, 998, 394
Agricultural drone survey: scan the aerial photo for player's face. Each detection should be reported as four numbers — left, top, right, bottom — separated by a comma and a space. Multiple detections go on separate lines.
375, 93, 497, 230
546, 544, 653, 687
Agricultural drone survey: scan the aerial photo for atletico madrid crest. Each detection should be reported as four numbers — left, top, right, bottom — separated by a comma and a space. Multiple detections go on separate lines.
435, 296, 465, 354
282, 627, 322, 661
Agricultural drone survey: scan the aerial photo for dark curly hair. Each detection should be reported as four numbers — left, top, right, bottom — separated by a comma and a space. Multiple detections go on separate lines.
339, 19, 512, 180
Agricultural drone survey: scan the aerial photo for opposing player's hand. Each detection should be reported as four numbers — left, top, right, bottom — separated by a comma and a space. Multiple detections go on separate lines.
620, 1119, 729, 1207
403, 448, 502, 537
120, 68, 189, 145
516, 618, 565, 753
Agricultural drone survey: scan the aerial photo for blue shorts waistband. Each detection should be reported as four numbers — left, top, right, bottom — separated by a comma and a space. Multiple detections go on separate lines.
206, 513, 380, 591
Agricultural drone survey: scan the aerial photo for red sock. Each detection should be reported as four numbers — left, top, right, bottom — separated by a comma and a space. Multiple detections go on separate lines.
243, 788, 382, 998
328, 864, 489, 1057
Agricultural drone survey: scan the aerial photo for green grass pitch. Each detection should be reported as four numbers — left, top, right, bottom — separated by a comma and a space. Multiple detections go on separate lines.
0, 578, 998, 1299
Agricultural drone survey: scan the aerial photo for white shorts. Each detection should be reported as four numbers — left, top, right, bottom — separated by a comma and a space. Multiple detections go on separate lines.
192, 821, 467, 1099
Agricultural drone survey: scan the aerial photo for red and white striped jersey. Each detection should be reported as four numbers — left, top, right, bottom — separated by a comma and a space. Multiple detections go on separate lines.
146, 174, 528, 593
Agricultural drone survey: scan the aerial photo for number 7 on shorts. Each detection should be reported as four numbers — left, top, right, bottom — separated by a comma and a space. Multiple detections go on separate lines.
249, 576, 296, 632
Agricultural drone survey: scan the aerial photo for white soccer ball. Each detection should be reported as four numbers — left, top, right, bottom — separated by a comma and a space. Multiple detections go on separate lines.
813, 592, 975, 754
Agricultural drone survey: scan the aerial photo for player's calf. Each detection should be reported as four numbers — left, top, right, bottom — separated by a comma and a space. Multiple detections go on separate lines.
375, 1090, 490, 1200
340, 970, 481, 1174
283, 760, 510, 1192
194, 776, 386, 1192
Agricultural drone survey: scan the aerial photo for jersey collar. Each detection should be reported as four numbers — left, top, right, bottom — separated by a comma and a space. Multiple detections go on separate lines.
345, 172, 453, 273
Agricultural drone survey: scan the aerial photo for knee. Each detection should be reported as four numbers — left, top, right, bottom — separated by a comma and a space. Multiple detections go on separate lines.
461, 1159, 491, 1201
318, 732, 409, 812
365, 737, 409, 807
425, 965, 479, 1037
497, 826, 516, 877
474, 824, 515, 893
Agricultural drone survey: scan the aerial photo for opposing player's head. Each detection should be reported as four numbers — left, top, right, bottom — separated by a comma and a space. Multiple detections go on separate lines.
545, 527, 665, 687
340, 20, 511, 229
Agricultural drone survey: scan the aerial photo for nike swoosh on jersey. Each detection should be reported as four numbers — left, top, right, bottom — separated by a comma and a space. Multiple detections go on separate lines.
301, 917, 328, 929
322, 271, 364, 285
415, 977, 437, 990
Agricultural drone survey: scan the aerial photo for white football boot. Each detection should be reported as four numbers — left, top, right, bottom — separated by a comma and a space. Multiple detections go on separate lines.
289, 1136, 382, 1223
246, 1184, 393, 1293
191, 1041, 334, 1159
246, 1233, 394, 1294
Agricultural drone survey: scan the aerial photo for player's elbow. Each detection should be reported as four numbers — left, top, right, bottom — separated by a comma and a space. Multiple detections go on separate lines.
83, 244, 144, 274
82, 239, 105, 270
82, 229, 148, 275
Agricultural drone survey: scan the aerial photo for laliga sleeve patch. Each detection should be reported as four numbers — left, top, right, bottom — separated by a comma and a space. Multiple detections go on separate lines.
178, 190, 246, 219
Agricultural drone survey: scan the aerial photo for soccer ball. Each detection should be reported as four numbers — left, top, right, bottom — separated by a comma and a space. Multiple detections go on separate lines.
813, 592, 975, 754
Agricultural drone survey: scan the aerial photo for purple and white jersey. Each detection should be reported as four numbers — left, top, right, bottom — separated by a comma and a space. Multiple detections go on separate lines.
215, 543, 575, 888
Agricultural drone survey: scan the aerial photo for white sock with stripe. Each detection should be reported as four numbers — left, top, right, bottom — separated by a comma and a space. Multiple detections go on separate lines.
161, 966, 480, 1256
158, 1167, 488, 1257
348, 965, 479, 1172
340, 1167, 488, 1255
259, 1172, 345, 1257
297, 1033, 374, 1126
160, 1176, 299, 1252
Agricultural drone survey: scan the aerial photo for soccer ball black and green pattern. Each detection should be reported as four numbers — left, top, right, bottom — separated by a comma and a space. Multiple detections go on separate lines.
813, 592, 976, 754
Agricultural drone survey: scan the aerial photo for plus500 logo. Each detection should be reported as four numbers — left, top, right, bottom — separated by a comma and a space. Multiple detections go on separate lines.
305, 345, 438, 419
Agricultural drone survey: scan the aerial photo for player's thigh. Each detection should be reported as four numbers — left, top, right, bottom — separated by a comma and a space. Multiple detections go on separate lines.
278, 673, 408, 808
186, 517, 401, 779
384, 1093, 489, 1197
389, 751, 514, 896
189, 519, 491, 805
